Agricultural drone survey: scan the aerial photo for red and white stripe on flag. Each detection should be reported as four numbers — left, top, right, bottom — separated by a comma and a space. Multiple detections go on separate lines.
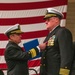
0, 0, 68, 75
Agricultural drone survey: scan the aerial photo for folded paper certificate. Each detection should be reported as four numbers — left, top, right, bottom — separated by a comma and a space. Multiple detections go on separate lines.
23, 39, 39, 52
23, 39, 40, 60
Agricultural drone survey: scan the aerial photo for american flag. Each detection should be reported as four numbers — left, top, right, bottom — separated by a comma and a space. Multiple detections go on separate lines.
0, 0, 68, 75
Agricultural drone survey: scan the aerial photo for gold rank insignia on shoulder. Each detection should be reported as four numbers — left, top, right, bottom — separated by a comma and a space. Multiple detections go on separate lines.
47, 35, 55, 46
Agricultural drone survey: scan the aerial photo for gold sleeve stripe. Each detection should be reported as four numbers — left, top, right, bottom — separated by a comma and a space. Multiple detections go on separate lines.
59, 68, 70, 75
30, 48, 36, 58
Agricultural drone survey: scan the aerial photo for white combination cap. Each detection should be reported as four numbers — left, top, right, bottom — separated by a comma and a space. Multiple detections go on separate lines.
4, 24, 24, 36
44, 8, 64, 19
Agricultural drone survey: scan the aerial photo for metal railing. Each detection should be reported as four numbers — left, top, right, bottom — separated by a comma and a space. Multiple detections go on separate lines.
0, 69, 4, 75
0, 68, 38, 75
29, 68, 38, 75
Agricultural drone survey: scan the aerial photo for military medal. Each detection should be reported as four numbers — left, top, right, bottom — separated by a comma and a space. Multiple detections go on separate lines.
47, 35, 55, 46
